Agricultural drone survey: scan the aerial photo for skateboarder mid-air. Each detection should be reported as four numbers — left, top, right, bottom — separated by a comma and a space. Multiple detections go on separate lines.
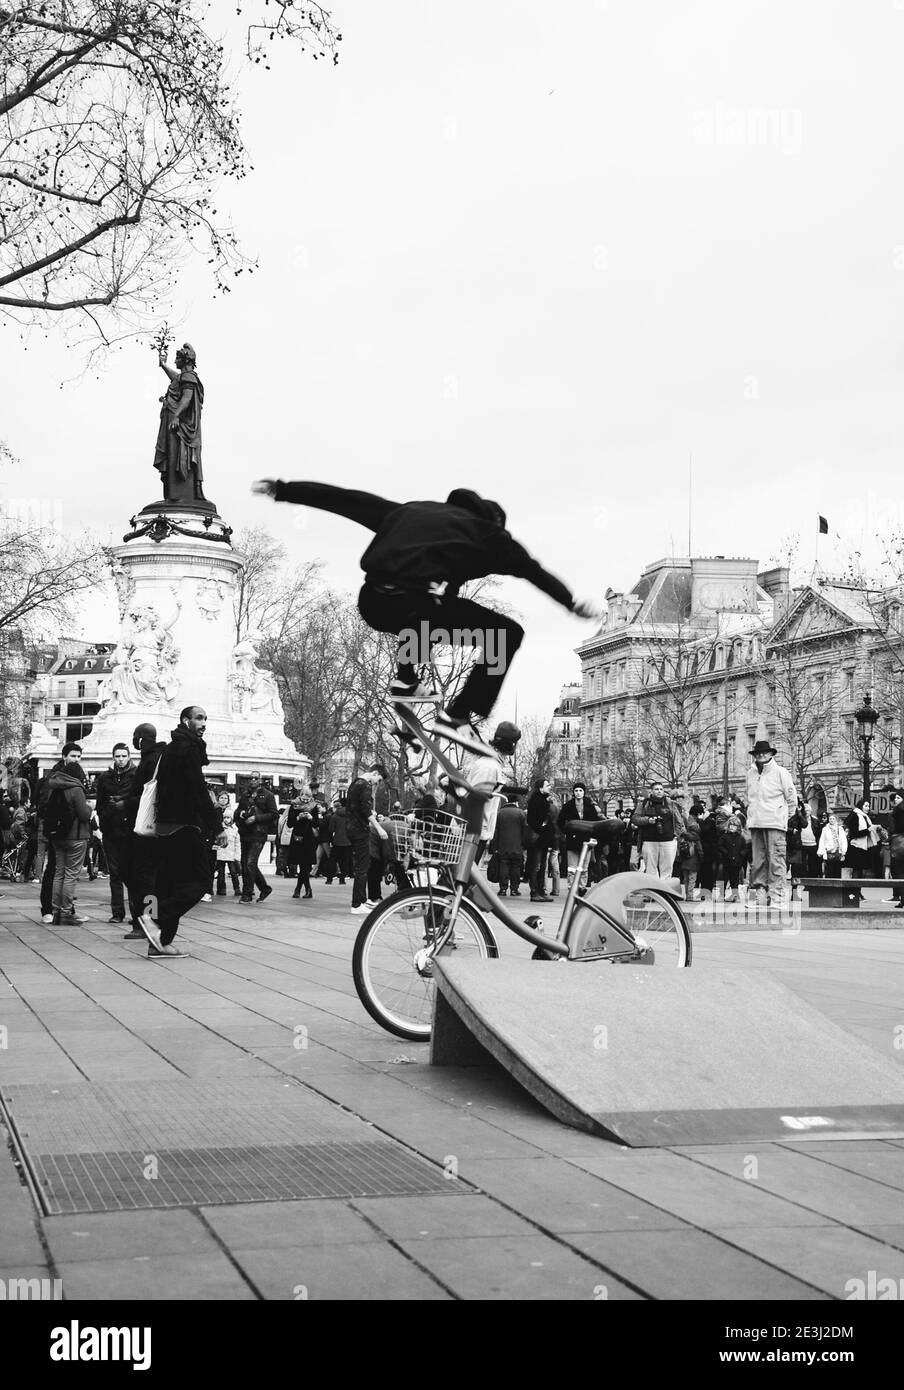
252, 479, 600, 751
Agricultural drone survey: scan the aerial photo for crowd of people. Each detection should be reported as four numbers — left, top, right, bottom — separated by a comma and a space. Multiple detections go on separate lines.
5, 725, 904, 942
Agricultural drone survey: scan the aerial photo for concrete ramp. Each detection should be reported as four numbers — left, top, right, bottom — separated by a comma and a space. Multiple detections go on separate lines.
430, 959, 904, 1146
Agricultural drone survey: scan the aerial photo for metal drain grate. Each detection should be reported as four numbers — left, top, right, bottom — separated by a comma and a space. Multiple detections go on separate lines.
1, 1080, 452, 1213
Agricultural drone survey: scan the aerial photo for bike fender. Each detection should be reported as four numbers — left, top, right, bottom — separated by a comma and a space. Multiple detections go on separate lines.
575, 871, 684, 933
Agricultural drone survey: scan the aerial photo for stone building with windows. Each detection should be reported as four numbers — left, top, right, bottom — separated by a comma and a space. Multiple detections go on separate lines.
540, 682, 582, 795
565, 554, 902, 809
28, 640, 116, 748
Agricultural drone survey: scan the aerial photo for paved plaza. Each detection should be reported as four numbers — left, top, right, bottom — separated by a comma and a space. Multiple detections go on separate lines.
2, 870, 904, 1302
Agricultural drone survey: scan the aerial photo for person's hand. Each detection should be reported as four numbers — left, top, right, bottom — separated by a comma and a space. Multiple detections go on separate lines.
169, 417, 179, 431
378, 827, 389, 841
572, 597, 604, 621
251, 479, 278, 497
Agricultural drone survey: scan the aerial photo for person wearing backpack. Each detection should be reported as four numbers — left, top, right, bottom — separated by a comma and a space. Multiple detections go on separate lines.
46, 743, 92, 924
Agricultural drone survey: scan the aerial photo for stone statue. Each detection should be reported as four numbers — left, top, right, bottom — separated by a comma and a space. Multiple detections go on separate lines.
153, 342, 208, 506
229, 638, 283, 719
97, 595, 182, 714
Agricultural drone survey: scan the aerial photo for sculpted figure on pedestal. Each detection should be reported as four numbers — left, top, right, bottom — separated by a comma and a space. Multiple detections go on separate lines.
229, 638, 282, 719
153, 342, 208, 506
98, 595, 182, 714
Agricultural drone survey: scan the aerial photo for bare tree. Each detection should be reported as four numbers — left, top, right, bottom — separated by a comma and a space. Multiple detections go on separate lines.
232, 525, 321, 645
0, 2, 340, 352
606, 731, 652, 807
0, 504, 103, 637
767, 638, 844, 796
636, 614, 727, 792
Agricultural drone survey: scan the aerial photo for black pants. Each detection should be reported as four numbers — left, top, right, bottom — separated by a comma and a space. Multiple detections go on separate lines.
240, 838, 268, 901
349, 834, 370, 907
527, 834, 553, 894
498, 851, 523, 892
324, 845, 349, 883
824, 858, 842, 878
130, 834, 159, 925
216, 861, 241, 893
367, 857, 384, 903
40, 839, 57, 915
294, 862, 312, 894
357, 581, 524, 721
104, 834, 138, 921
154, 827, 210, 946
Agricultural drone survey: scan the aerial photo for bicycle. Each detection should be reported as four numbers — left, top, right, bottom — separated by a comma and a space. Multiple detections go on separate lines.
0, 838, 28, 883
352, 700, 692, 1041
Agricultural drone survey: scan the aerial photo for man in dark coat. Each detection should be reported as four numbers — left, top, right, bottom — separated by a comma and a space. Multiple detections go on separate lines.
235, 772, 278, 904
346, 765, 389, 913
137, 706, 220, 958
95, 743, 139, 925
123, 721, 167, 941
526, 778, 558, 903
253, 478, 600, 746
493, 794, 527, 896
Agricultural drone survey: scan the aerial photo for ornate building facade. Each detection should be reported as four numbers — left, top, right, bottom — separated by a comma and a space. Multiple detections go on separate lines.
553, 555, 903, 809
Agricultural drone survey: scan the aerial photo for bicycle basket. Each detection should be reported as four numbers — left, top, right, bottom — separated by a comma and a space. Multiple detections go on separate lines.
408, 811, 467, 866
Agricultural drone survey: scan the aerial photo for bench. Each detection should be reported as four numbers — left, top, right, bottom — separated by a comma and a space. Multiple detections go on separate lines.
798, 877, 903, 910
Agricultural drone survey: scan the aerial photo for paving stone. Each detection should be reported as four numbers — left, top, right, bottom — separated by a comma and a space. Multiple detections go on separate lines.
396, 1234, 643, 1300
201, 1200, 383, 1248
568, 1229, 830, 1300
568, 1150, 833, 1227
43, 1209, 220, 1262
55, 1251, 258, 1300
686, 1146, 904, 1226
461, 1157, 689, 1232
353, 1192, 545, 1241
230, 1240, 451, 1300
707, 1223, 904, 1298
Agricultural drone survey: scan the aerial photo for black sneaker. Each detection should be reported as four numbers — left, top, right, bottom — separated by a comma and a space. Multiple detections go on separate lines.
257, 885, 273, 903
430, 710, 487, 755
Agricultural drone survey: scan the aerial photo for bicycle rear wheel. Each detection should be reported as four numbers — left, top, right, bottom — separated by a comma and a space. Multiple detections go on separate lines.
352, 888, 499, 1041
619, 887, 692, 966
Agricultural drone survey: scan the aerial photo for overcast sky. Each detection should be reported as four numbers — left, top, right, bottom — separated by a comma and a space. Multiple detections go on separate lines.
4, 0, 904, 727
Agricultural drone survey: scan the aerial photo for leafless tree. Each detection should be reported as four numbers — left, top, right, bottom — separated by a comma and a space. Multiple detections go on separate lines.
232, 525, 321, 645
0, 2, 340, 353
606, 731, 652, 807
635, 614, 728, 792
767, 637, 844, 796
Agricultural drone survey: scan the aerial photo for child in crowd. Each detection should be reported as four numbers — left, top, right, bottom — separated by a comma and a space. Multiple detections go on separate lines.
215, 812, 241, 896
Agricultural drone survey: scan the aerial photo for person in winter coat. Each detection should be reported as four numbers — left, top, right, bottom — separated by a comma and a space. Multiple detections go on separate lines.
680, 808, 703, 900
526, 778, 557, 902
818, 813, 848, 879
215, 813, 242, 895
557, 781, 601, 893
745, 740, 797, 905
718, 816, 751, 901
123, 721, 168, 941
235, 773, 279, 904
95, 743, 140, 924
290, 799, 318, 899
632, 782, 685, 880
493, 793, 528, 896
253, 477, 600, 746
46, 742, 92, 924
695, 804, 720, 897
325, 800, 350, 884
844, 798, 875, 879
137, 706, 221, 958
889, 790, 904, 907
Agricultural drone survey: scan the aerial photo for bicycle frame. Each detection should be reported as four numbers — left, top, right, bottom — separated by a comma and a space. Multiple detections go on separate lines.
392, 702, 662, 962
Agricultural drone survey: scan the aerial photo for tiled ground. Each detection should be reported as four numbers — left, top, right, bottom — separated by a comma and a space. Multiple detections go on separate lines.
2, 871, 903, 1300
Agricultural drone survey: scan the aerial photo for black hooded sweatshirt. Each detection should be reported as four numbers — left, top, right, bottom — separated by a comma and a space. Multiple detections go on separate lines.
155, 726, 219, 837
271, 482, 575, 609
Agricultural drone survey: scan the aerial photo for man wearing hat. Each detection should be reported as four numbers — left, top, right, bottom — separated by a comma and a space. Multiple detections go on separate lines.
746, 739, 797, 906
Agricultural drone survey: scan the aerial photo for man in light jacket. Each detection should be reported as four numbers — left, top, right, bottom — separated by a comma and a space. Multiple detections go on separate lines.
745, 739, 797, 905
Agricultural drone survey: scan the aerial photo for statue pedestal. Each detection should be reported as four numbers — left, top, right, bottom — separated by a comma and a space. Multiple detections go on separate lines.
79, 525, 309, 786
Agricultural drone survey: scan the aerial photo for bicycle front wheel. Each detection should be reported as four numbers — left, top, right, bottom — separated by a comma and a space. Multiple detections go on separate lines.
352, 888, 499, 1041
620, 887, 692, 967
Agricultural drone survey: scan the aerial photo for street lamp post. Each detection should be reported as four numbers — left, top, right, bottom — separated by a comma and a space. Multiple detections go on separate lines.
854, 693, 880, 803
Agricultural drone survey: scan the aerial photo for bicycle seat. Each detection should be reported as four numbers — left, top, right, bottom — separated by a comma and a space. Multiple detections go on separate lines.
565, 819, 607, 840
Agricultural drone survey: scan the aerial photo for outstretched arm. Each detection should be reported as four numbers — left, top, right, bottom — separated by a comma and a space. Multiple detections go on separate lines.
252, 480, 400, 532
496, 535, 577, 611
